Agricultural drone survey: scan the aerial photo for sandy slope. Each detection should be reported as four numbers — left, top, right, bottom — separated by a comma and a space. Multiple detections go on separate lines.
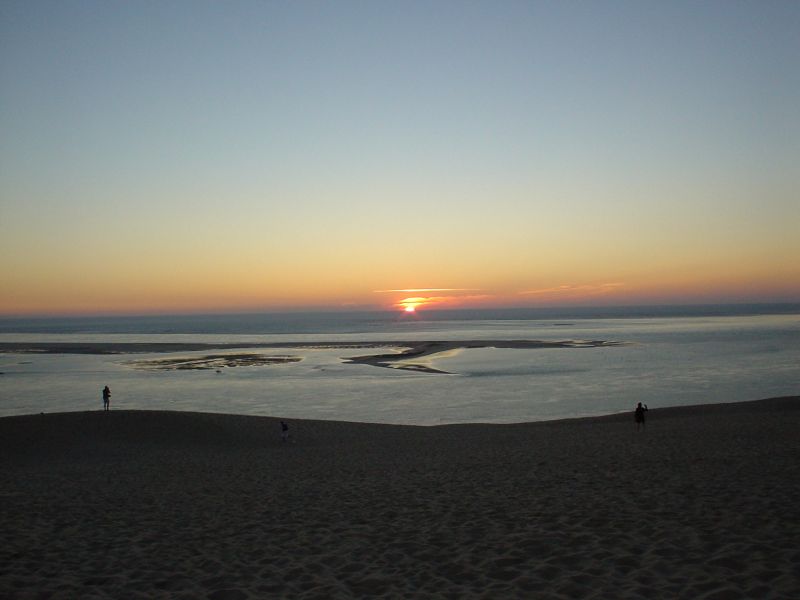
1, 398, 798, 599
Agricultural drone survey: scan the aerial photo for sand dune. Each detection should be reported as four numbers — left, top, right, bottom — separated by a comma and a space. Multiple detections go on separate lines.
1, 397, 798, 598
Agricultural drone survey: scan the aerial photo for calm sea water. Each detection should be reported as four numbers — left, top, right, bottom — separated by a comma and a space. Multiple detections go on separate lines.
1, 305, 798, 424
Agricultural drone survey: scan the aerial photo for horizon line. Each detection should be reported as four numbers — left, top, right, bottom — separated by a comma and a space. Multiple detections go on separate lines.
1, 300, 799, 320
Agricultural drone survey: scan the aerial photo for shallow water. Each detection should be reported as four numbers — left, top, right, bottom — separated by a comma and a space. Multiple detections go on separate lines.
1, 312, 798, 424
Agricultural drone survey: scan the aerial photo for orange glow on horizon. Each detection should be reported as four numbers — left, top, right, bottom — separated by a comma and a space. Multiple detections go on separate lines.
398, 297, 426, 312
1, 268, 799, 316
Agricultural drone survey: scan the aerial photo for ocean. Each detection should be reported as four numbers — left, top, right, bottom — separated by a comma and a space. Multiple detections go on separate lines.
1, 304, 798, 424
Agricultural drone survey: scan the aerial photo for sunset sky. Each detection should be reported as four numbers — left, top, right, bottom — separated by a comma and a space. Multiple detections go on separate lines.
1, 1, 798, 316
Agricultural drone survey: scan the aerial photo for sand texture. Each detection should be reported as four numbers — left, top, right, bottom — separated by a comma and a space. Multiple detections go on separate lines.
1, 397, 799, 599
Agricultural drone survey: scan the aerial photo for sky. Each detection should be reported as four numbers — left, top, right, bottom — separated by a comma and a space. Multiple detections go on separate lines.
1, 1, 798, 316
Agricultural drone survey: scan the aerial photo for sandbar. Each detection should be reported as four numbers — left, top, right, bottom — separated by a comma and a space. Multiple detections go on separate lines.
130, 354, 302, 371
0, 339, 625, 375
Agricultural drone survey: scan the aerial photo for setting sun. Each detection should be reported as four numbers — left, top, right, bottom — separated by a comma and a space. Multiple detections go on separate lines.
398, 297, 426, 312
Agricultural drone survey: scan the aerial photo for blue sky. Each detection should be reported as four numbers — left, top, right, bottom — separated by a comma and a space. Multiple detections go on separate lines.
1, 1, 798, 314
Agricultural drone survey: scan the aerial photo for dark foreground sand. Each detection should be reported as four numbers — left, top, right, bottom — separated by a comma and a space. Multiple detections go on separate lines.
1, 398, 798, 599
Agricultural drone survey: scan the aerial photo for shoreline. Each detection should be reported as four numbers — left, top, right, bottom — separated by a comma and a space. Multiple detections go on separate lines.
2, 396, 798, 598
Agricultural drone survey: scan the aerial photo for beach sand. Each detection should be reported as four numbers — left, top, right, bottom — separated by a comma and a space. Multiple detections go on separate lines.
1, 398, 798, 599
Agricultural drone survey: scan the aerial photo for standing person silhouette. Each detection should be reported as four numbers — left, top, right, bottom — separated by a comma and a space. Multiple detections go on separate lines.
634, 402, 648, 431
102, 386, 111, 411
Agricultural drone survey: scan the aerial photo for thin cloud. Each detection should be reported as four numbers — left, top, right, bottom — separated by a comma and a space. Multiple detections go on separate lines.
395, 294, 493, 309
374, 288, 482, 293
519, 283, 624, 296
